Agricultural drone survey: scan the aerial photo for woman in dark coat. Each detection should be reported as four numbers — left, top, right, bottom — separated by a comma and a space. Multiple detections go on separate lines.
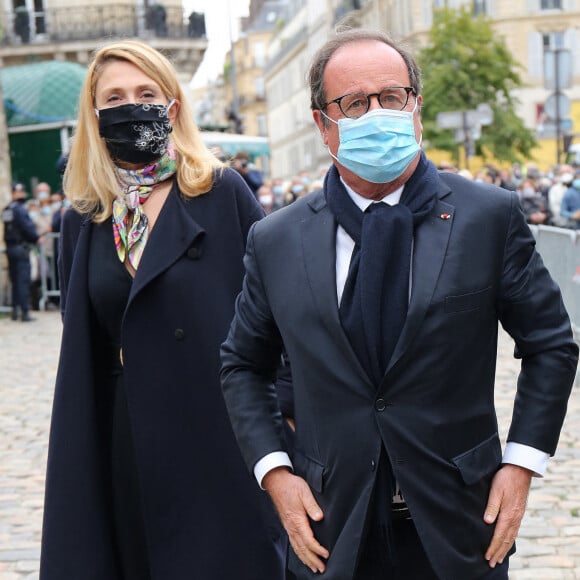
40, 40, 288, 580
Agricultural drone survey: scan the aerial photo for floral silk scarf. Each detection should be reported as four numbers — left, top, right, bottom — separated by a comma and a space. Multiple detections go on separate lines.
112, 143, 177, 269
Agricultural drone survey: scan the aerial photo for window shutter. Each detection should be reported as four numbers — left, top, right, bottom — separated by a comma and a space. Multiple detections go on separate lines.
564, 28, 580, 76
528, 30, 544, 79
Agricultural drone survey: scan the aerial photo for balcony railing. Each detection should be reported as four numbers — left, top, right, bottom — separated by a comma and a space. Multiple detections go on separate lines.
1, 4, 206, 46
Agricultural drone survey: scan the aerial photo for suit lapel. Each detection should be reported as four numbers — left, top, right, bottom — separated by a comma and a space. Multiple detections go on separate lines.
128, 185, 205, 307
386, 192, 454, 375
301, 191, 373, 387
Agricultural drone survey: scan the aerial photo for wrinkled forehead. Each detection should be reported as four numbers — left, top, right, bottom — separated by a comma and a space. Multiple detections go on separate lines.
324, 40, 411, 94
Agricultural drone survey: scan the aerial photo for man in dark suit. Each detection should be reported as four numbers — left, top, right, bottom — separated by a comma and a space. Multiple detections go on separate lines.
220, 29, 578, 580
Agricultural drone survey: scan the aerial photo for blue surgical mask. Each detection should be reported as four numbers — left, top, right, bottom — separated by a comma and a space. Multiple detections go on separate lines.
573, 179, 580, 190
322, 104, 421, 183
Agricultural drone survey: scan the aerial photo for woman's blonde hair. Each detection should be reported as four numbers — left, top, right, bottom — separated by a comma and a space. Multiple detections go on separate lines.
63, 40, 223, 221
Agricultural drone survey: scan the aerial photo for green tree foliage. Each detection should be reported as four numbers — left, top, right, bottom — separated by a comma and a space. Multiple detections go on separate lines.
417, 4, 536, 164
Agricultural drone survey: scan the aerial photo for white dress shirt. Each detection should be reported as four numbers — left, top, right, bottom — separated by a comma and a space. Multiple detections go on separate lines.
254, 180, 548, 487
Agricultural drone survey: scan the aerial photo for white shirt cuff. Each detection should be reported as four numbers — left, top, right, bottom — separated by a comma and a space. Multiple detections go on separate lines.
502, 442, 549, 477
254, 451, 293, 489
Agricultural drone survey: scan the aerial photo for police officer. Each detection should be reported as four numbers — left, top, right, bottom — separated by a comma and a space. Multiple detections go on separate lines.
2, 184, 39, 321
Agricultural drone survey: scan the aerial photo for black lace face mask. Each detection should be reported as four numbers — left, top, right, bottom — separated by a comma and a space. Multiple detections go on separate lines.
97, 101, 174, 165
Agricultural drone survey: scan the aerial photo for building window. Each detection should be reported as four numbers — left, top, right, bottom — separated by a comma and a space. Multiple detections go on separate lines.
255, 77, 265, 100
254, 41, 265, 68
257, 114, 267, 137
541, 0, 562, 9
543, 31, 564, 51
473, 0, 487, 15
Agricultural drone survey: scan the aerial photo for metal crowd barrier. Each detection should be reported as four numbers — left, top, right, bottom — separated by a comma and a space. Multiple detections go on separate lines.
529, 225, 580, 343
37, 232, 60, 311
529, 225, 580, 387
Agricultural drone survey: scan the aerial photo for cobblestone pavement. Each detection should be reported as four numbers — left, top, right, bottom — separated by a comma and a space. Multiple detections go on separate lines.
0, 311, 579, 579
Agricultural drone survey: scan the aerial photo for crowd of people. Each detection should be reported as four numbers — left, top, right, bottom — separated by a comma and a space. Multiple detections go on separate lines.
233, 156, 580, 231
2, 181, 70, 320
6, 155, 580, 322
433, 160, 580, 229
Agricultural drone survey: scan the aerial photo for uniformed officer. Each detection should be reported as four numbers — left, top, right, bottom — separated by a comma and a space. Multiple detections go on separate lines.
2, 183, 39, 321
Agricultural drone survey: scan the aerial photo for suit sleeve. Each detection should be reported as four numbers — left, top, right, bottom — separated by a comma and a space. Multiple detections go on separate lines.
498, 192, 578, 455
220, 223, 289, 473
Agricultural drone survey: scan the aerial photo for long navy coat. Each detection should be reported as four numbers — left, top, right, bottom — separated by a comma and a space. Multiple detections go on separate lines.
40, 168, 286, 579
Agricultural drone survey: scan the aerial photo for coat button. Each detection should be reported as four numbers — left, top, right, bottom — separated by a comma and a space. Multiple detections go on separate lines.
174, 328, 185, 340
371, 459, 376, 472
375, 398, 386, 412
186, 246, 201, 259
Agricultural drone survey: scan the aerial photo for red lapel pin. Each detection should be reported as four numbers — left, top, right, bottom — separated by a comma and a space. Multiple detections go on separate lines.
440, 213, 452, 220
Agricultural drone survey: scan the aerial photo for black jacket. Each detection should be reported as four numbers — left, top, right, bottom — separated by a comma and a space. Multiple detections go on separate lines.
2, 200, 39, 245
221, 167, 578, 580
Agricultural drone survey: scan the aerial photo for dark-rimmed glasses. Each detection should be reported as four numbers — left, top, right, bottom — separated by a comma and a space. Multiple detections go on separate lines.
323, 87, 416, 119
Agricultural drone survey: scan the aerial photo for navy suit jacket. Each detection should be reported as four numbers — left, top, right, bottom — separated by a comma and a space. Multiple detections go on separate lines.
221, 165, 579, 580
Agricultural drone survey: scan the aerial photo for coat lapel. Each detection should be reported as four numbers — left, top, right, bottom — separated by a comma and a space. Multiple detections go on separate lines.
386, 184, 454, 375
301, 191, 373, 387
128, 185, 205, 307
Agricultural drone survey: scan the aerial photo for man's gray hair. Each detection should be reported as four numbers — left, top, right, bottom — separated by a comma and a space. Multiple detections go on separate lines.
308, 28, 422, 113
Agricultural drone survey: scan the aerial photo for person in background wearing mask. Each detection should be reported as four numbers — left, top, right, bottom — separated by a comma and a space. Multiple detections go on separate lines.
271, 178, 286, 211
517, 178, 550, 225
34, 188, 54, 235
43, 191, 66, 306
25, 188, 55, 310
548, 167, 573, 227
257, 183, 275, 214
34, 181, 51, 200
2, 183, 39, 321
50, 192, 68, 235
40, 40, 288, 580
220, 28, 577, 579
560, 173, 580, 229
288, 180, 306, 203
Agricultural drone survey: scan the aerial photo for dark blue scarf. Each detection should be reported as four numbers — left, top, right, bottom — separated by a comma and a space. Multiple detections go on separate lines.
326, 152, 440, 385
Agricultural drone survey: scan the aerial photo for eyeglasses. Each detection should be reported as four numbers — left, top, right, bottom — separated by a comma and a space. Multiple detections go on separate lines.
323, 86, 416, 119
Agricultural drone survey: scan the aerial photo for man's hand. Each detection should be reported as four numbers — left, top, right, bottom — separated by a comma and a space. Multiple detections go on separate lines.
483, 464, 532, 568
263, 467, 329, 574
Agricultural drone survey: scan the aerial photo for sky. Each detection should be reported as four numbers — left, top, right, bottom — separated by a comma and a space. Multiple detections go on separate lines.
184, 0, 250, 88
